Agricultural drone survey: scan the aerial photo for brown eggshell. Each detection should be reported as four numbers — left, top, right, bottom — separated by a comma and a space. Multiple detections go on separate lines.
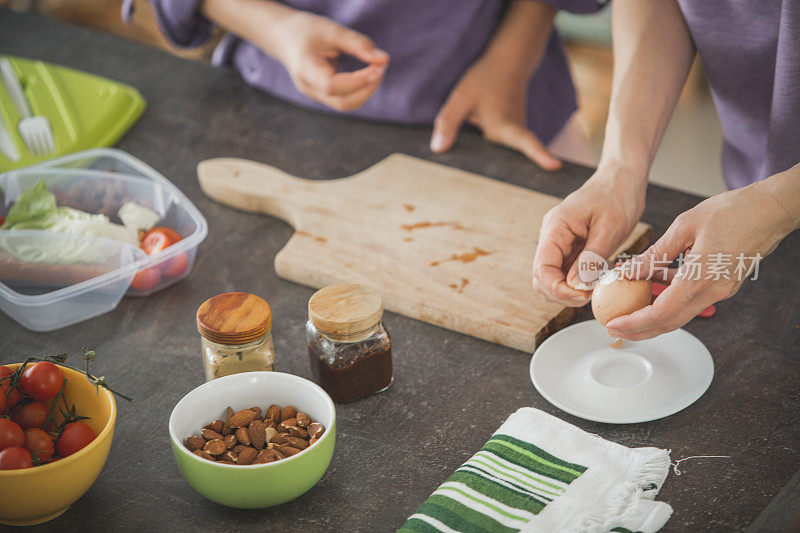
591, 277, 652, 326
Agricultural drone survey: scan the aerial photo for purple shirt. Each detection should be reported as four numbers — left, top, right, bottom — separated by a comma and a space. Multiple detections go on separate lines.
677, 0, 799, 189
130, 0, 603, 144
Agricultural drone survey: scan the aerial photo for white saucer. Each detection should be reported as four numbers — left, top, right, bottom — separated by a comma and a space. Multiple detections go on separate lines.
530, 320, 714, 424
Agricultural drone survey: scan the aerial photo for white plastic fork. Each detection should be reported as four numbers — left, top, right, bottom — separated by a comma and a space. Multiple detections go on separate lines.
0, 58, 56, 157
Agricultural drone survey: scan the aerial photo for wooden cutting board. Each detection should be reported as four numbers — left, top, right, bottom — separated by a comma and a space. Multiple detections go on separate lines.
198, 154, 651, 352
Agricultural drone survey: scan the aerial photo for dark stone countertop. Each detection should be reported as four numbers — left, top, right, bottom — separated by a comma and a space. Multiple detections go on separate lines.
1, 10, 798, 533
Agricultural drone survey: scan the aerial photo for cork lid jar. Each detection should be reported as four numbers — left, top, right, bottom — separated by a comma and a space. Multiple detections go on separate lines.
308, 283, 383, 341
197, 292, 272, 345
197, 292, 275, 381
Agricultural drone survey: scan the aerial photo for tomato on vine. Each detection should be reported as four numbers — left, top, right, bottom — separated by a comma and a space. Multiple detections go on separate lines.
0, 419, 25, 451
19, 362, 63, 401
12, 401, 49, 429
56, 422, 96, 457
24, 429, 54, 463
0, 447, 33, 470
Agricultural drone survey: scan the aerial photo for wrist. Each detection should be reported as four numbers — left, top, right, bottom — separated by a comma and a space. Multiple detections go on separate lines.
757, 164, 800, 235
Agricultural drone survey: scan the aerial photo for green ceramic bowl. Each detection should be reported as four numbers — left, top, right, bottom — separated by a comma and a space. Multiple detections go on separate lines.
169, 371, 336, 508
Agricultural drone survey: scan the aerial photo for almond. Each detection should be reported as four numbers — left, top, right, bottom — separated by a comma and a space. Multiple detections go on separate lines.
278, 418, 297, 432
271, 433, 290, 445
287, 426, 308, 439
193, 449, 215, 461
201, 428, 224, 441
280, 406, 297, 422
272, 448, 285, 460
266, 404, 281, 425
265, 427, 278, 444
238, 447, 258, 465
224, 434, 238, 449
233, 444, 249, 454
229, 409, 257, 428
222, 450, 238, 463
185, 435, 206, 451
249, 419, 266, 449
254, 449, 276, 464
222, 407, 234, 435
205, 420, 224, 433
296, 412, 311, 428
307, 422, 325, 439
308, 437, 318, 446
264, 418, 277, 429
276, 445, 302, 457
285, 436, 309, 450
235, 427, 251, 445
204, 438, 227, 455
250, 406, 261, 418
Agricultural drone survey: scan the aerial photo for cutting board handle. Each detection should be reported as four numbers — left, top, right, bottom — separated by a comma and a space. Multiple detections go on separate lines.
198, 157, 320, 227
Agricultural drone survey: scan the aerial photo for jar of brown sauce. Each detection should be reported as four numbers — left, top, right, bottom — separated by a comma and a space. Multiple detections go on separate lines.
306, 284, 392, 403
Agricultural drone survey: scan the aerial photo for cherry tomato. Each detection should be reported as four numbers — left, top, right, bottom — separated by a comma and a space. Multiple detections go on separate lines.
0, 447, 33, 470
130, 267, 162, 291
0, 214, 5, 226
141, 227, 182, 255
0, 366, 22, 409
161, 252, 189, 279
19, 362, 63, 401
0, 418, 24, 451
12, 401, 49, 429
23, 428, 54, 463
56, 422, 96, 457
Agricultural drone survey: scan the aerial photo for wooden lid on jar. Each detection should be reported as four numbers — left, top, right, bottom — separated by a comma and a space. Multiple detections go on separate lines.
308, 283, 383, 336
197, 292, 272, 345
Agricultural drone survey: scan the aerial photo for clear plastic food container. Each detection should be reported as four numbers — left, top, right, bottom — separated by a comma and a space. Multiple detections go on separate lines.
0, 149, 208, 331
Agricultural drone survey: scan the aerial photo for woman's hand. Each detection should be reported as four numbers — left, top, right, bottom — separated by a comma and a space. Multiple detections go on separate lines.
431, 56, 561, 170
274, 11, 389, 112
606, 170, 800, 340
532, 166, 647, 304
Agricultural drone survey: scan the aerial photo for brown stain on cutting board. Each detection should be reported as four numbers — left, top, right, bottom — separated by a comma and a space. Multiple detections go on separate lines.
403, 204, 416, 212
448, 278, 470, 293
403, 237, 413, 242
296, 230, 327, 243
401, 221, 464, 232
429, 247, 491, 267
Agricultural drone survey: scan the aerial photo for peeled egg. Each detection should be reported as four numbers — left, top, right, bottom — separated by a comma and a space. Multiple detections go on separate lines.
591, 270, 652, 327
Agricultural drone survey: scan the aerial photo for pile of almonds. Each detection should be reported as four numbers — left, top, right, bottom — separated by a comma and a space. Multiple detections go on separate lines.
184, 404, 325, 465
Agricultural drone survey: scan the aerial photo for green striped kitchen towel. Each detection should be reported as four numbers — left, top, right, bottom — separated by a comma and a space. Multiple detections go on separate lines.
399, 408, 673, 533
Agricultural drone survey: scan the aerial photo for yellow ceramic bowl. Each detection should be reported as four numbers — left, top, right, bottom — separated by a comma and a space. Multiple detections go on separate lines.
0, 363, 117, 526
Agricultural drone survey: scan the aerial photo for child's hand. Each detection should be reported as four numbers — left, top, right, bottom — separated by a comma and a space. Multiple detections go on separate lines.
430, 53, 561, 170
273, 11, 389, 112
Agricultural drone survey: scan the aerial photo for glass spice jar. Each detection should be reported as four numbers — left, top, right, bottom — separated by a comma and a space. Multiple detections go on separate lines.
196, 292, 275, 381
307, 283, 392, 403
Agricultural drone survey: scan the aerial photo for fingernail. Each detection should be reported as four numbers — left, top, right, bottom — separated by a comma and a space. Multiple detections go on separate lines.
430, 132, 446, 152
367, 67, 382, 82
606, 329, 622, 337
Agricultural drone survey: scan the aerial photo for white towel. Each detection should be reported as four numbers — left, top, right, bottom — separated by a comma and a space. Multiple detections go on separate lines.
399, 407, 673, 533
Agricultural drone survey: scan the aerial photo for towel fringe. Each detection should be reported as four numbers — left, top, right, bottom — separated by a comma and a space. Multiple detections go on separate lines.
670, 455, 731, 475
632, 449, 671, 493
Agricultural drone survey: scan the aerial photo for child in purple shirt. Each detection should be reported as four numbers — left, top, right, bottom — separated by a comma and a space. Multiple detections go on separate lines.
130, 0, 604, 168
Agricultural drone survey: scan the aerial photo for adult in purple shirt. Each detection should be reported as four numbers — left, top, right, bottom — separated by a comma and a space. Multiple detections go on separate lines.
533, 0, 800, 339
137, 0, 602, 169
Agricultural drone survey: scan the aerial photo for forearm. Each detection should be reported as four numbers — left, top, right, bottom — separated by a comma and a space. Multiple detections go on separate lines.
480, 1, 557, 81
599, 0, 695, 179
759, 162, 800, 235
201, 0, 296, 61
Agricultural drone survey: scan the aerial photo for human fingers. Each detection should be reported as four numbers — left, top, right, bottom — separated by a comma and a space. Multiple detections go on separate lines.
325, 64, 384, 96
334, 27, 390, 65
483, 121, 562, 171
430, 94, 472, 153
